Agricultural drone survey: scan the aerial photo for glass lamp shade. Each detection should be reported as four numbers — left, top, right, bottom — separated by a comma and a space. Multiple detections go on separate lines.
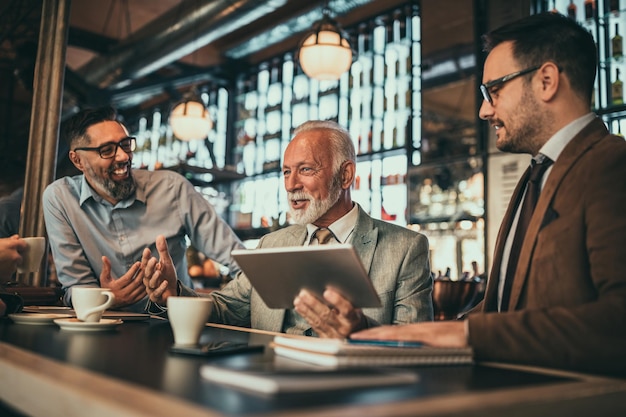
299, 30, 352, 80
170, 100, 213, 141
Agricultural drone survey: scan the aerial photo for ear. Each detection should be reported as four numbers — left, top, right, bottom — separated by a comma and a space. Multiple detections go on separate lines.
537, 61, 560, 102
69, 151, 85, 172
340, 160, 356, 190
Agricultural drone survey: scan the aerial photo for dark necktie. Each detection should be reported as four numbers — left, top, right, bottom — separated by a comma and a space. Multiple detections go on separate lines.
311, 228, 334, 245
500, 157, 553, 311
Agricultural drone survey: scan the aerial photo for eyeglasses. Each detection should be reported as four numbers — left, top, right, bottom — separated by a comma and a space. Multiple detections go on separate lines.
480, 65, 541, 105
73, 137, 136, 159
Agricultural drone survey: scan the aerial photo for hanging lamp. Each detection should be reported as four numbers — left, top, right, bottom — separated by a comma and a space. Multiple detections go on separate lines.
297, 6, 353, 80
169, 90, 213, 142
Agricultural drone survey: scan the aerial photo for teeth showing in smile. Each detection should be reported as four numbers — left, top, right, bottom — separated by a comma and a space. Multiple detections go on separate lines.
291, 199, 308, 208
111, 165, 128, 176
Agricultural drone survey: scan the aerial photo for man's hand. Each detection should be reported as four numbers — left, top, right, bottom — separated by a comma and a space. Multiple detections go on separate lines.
143, 235, 178, 305
293, 288, 367, 338
99, 247, 151, 309
350, 321, 468, 348
0, 235, 28, 282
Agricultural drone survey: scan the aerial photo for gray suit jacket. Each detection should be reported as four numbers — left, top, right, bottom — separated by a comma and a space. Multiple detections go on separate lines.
194, 204, 433, 334
468, 118, 626, 374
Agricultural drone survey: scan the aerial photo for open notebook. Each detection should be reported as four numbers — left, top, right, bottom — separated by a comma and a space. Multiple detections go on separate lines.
271, 335, 474, 367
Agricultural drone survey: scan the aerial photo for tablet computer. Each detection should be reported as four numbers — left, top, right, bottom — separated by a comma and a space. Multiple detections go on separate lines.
231, 244, 382, 309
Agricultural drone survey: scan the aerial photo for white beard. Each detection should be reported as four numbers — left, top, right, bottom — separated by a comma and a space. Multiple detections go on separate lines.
288, 179, 342, 225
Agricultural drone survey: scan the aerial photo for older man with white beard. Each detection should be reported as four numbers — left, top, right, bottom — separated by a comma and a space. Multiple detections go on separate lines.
144, 120, 433, 338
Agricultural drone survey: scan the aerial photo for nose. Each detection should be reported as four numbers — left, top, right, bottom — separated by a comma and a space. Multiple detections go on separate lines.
114, 144, 131, 161
478, 99, 494, 120
284, 172, 301, 193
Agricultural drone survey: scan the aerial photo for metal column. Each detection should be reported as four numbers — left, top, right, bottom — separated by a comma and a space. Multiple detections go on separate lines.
17, 0, 71, 286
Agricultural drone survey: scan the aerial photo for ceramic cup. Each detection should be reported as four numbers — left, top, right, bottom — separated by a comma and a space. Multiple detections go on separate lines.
72, 287, 115, 323
167, 296, 212, 346
16, 237, 46, 273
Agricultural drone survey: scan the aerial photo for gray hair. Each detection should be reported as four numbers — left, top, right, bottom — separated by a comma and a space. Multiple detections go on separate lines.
293, 120, 355, 174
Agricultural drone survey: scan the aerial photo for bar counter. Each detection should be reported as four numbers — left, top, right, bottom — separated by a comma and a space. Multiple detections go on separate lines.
1, 316, 626, 417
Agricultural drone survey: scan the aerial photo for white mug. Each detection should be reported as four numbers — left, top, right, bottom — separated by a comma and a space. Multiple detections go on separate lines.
16, 237, 46, 273
72, 287, 115, 323
167, 296, 212, 346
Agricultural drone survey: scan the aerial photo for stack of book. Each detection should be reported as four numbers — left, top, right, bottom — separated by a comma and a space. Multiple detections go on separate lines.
271, 336, 474, 367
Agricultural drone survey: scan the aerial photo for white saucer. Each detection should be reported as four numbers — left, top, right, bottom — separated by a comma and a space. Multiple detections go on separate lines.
9, 313, 74, 325
23, 307, 150, 322
23, 306, 73, 314
102, 311, 150, 321
53, 318, 123, 332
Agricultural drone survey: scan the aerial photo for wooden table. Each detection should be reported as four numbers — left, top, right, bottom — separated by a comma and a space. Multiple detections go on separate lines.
1, 316, 626, 417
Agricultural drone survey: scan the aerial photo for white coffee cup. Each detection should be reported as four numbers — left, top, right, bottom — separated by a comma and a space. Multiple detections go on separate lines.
167, 296, 212, 346
72, 287, 115, 323
16, 237, 46, 273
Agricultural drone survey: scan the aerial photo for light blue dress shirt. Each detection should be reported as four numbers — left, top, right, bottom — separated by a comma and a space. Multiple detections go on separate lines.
43, 169, 244, 312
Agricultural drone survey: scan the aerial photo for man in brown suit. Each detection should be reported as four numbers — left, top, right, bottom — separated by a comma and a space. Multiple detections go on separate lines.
352, 12, 626, 375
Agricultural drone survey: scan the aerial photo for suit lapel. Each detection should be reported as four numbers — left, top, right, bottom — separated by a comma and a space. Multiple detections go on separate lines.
351, 206, 378, 274
507, 118, 608, 309
483, 167, 530, 312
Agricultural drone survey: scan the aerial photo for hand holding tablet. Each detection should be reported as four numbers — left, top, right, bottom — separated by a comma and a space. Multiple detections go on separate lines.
231, 244, 381, 309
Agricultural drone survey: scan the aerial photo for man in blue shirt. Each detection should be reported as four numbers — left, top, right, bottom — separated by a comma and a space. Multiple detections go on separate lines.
43, 107, 244, 312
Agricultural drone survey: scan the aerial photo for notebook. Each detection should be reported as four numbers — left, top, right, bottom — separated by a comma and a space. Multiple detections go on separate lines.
231, 244, 382, 309
199, 361, 419, 395
271, 335, 474, 368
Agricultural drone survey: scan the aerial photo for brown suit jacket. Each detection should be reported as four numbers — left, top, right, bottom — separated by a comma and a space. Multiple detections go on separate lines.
468, 118, 626, 374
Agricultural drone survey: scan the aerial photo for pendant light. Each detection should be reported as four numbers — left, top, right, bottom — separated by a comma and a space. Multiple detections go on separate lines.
170, 90, 213, 142
297, 5, 353, 81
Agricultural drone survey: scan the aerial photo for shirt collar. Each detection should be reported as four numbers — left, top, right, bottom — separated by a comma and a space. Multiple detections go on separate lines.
539, 112, 596, 163
306, 203, 359, 244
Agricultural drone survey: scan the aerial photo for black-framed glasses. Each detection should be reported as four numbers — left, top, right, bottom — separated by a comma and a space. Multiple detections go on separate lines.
73, 137, 137, 159
480, 65, 541, 105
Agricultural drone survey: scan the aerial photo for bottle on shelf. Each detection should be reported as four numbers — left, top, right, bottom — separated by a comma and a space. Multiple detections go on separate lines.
468, 261, 481, 282
567, 0, 577, 20
584, 0, 595, 21
549, 0, 558, 13
610, 0, 620, 16
612, 68, 624, 105
612, 24, 623, 60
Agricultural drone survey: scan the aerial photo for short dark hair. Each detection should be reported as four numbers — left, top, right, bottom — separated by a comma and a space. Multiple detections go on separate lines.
61, 106, 119, 149
482, 12, 596, 103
